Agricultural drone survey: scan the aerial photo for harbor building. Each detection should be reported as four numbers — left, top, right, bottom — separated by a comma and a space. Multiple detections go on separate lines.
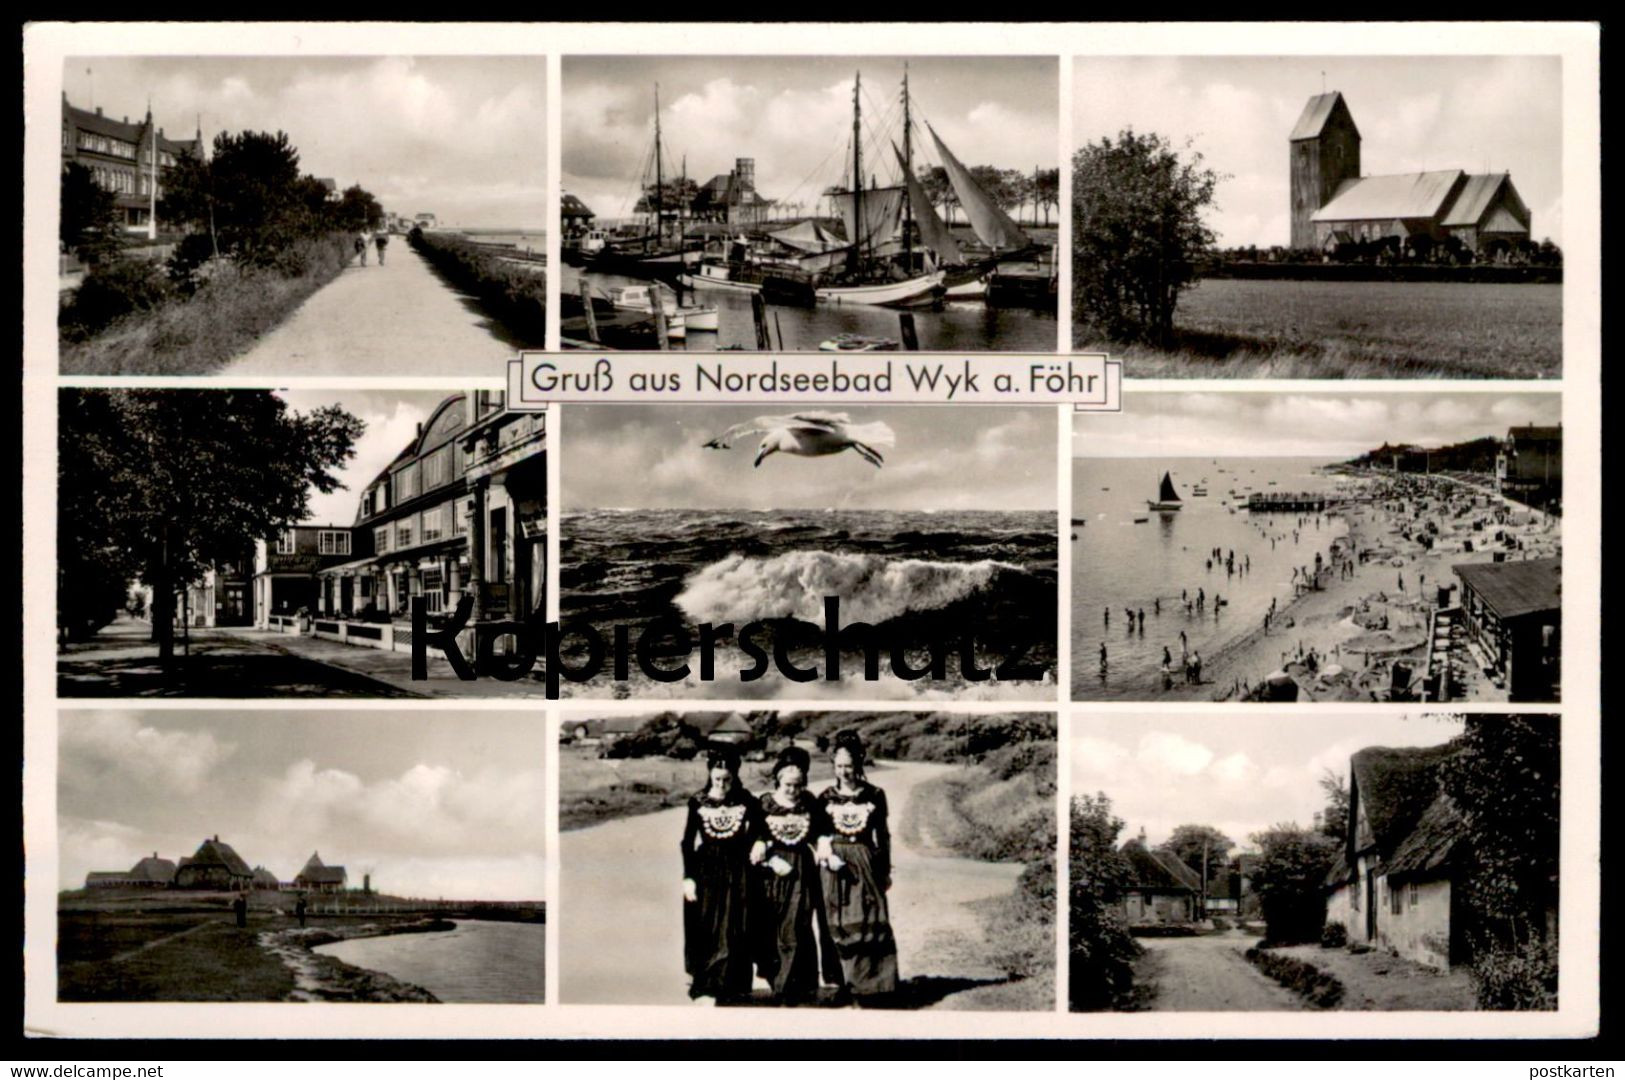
1497, 424, 1562, 514
1452, 556, 1561, 702
689, 157, 775, 226
1290, 91, 1532, 257
61, 94, 203, 237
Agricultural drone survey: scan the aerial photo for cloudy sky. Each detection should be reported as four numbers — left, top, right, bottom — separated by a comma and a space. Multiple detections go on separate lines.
64, 57, 545, 228
59, 710, 546, 900
1072, 714, 1461, 851
1075, 391, 1560, 459
275, 389, 449, 527
1075, 56, 1563, 248
564, 404, 1056, 511
564, 55, 1057, 223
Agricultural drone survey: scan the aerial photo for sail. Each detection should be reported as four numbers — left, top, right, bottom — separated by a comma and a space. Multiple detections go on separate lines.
1159, 472, 1181, 503
895, 144, 962, 265
768, 220, 847, 253
928, 123, 1030, 251
832, 185, 906, 248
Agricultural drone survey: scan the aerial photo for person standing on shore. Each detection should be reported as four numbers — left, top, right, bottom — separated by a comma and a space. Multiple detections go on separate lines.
233, 892, 248, 928
295, 895, 308, 929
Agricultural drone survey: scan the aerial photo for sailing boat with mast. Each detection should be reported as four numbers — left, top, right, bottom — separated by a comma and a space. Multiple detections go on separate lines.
587, 85, 704, 279
1147, 471, 1184, 512
811, 71, 945, 306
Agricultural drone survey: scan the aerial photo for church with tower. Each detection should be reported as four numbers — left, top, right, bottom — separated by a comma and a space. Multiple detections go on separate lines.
1289, 91, 1533, 258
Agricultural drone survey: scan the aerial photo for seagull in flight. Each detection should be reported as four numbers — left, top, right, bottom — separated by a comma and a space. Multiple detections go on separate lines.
703, 412, 896, 468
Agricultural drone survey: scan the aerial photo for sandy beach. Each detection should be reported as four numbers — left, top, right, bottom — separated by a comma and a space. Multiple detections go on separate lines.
1139, 471, 1560, 703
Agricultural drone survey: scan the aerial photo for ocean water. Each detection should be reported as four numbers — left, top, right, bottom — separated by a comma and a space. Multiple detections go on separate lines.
560, 508, 1058, 698
313, 919, 544, 1004
1071, 457, 1355, 699
561, 264, 1057, 352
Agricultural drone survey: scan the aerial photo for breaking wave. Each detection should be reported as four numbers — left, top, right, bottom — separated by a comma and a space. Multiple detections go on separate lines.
674, 550, 1021, 625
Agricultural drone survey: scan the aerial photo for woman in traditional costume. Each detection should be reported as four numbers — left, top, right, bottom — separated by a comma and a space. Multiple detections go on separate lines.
680, 746, 760, 1004
752, 745, 832, 1004
816, 730, 900, 1003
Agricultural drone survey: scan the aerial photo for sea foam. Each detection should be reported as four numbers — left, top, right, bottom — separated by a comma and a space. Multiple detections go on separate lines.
674, 550, 1017, 625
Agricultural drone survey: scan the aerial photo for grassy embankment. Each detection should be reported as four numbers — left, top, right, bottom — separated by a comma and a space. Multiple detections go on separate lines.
55, 889, 518, 1002
409, 231, 546, 348
1075, 278, 1561, 379
58, 236, 354, 376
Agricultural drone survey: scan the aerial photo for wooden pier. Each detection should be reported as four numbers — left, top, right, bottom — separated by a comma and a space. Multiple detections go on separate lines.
1246, 492, 1331, 512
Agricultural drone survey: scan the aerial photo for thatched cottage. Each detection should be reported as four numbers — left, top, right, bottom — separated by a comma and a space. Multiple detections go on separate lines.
174, 835, 256, 891
1119, 838, 1202, 925
1324, 744, 1466, 970
84, 853, 176, 889
295, 851, 348, 893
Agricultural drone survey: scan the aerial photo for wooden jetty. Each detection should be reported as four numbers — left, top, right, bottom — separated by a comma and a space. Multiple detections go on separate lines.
1247, 492, 1332, 512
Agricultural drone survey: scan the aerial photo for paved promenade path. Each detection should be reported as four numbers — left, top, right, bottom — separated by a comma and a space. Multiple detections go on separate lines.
223, 242, 536, 376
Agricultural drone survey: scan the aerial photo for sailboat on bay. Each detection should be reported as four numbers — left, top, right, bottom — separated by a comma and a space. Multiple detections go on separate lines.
1147, 471, 1184, 512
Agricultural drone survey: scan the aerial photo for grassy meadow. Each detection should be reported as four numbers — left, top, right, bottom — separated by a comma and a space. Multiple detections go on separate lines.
1075, 278, 1562, 379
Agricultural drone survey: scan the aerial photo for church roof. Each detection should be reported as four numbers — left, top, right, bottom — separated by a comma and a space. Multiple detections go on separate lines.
1439, 173, 1525, 228
1312, 170, 1464, 223
1290, 91, 1359, 142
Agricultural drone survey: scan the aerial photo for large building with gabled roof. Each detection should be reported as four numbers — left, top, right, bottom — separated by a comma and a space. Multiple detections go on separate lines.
1289, 91, 1532, 257
295, 851, 349, 893
174, 835, 255, 891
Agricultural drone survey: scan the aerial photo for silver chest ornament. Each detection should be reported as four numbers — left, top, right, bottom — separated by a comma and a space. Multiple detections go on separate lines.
830, 801, 875, 837
766, 811, 810, 845
697, 802, 747, 840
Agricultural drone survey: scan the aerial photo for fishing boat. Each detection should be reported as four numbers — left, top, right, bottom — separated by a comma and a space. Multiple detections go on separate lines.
1191, 487, 1209, 497
586, 87, 704, 279
818, 334, 900, 352
604, 284, 719, 335
1147, 471, 1184, 512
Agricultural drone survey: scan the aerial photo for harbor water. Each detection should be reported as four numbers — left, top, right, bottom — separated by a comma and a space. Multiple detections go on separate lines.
314, 919, 545, 1003
561, 262, 1057, 352
1071, 457, 1356, 699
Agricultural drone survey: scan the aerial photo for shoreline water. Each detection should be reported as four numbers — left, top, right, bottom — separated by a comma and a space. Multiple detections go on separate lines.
259, 917, 454, 1003
1079, 467, 1560, 703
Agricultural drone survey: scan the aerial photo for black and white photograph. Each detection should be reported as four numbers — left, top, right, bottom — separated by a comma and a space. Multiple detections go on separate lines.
56, 387, 548, 699
57, 56, 546, 376
57, 709, 546, 1003
559, 404, 1059, 699
560, 55, 1058, 351
557, 710, 1055, 1009
1068, 713, 1559, 1012
1072, 56, 1562, 378
1072, 391, 1561, 704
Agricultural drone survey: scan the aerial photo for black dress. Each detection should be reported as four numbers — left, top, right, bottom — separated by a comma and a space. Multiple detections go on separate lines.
752, 789, 834, 1003
681, 787, 760, 1001
819, 782, 900, 997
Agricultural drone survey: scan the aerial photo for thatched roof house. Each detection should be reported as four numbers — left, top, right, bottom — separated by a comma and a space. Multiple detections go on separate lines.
84, 852, 177, 889
1325, 744, 1467, 969
295, 851, 348, 893
1119, 838, 1201, 925
174, 835, 255, 891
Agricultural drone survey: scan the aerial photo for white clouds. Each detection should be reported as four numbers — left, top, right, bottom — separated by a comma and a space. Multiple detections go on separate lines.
1076, 56, 1563, 248
1136, 731, 1214, 776
1075, 391, 1561, 459
60, 713, 233, 795
67, 57, 546, 227
563, 57, 1056, 224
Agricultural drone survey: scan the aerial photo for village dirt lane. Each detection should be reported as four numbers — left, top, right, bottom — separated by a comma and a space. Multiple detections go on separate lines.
557, 757, 1025, 1007
1137, 930, 1307, 1011
222, 242, 533, 376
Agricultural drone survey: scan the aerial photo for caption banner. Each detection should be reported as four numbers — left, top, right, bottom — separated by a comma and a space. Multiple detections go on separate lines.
506, 351, 1122, 410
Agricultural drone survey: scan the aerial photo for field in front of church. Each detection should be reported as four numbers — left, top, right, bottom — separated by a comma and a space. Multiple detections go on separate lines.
1076, 277, 1562, 379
